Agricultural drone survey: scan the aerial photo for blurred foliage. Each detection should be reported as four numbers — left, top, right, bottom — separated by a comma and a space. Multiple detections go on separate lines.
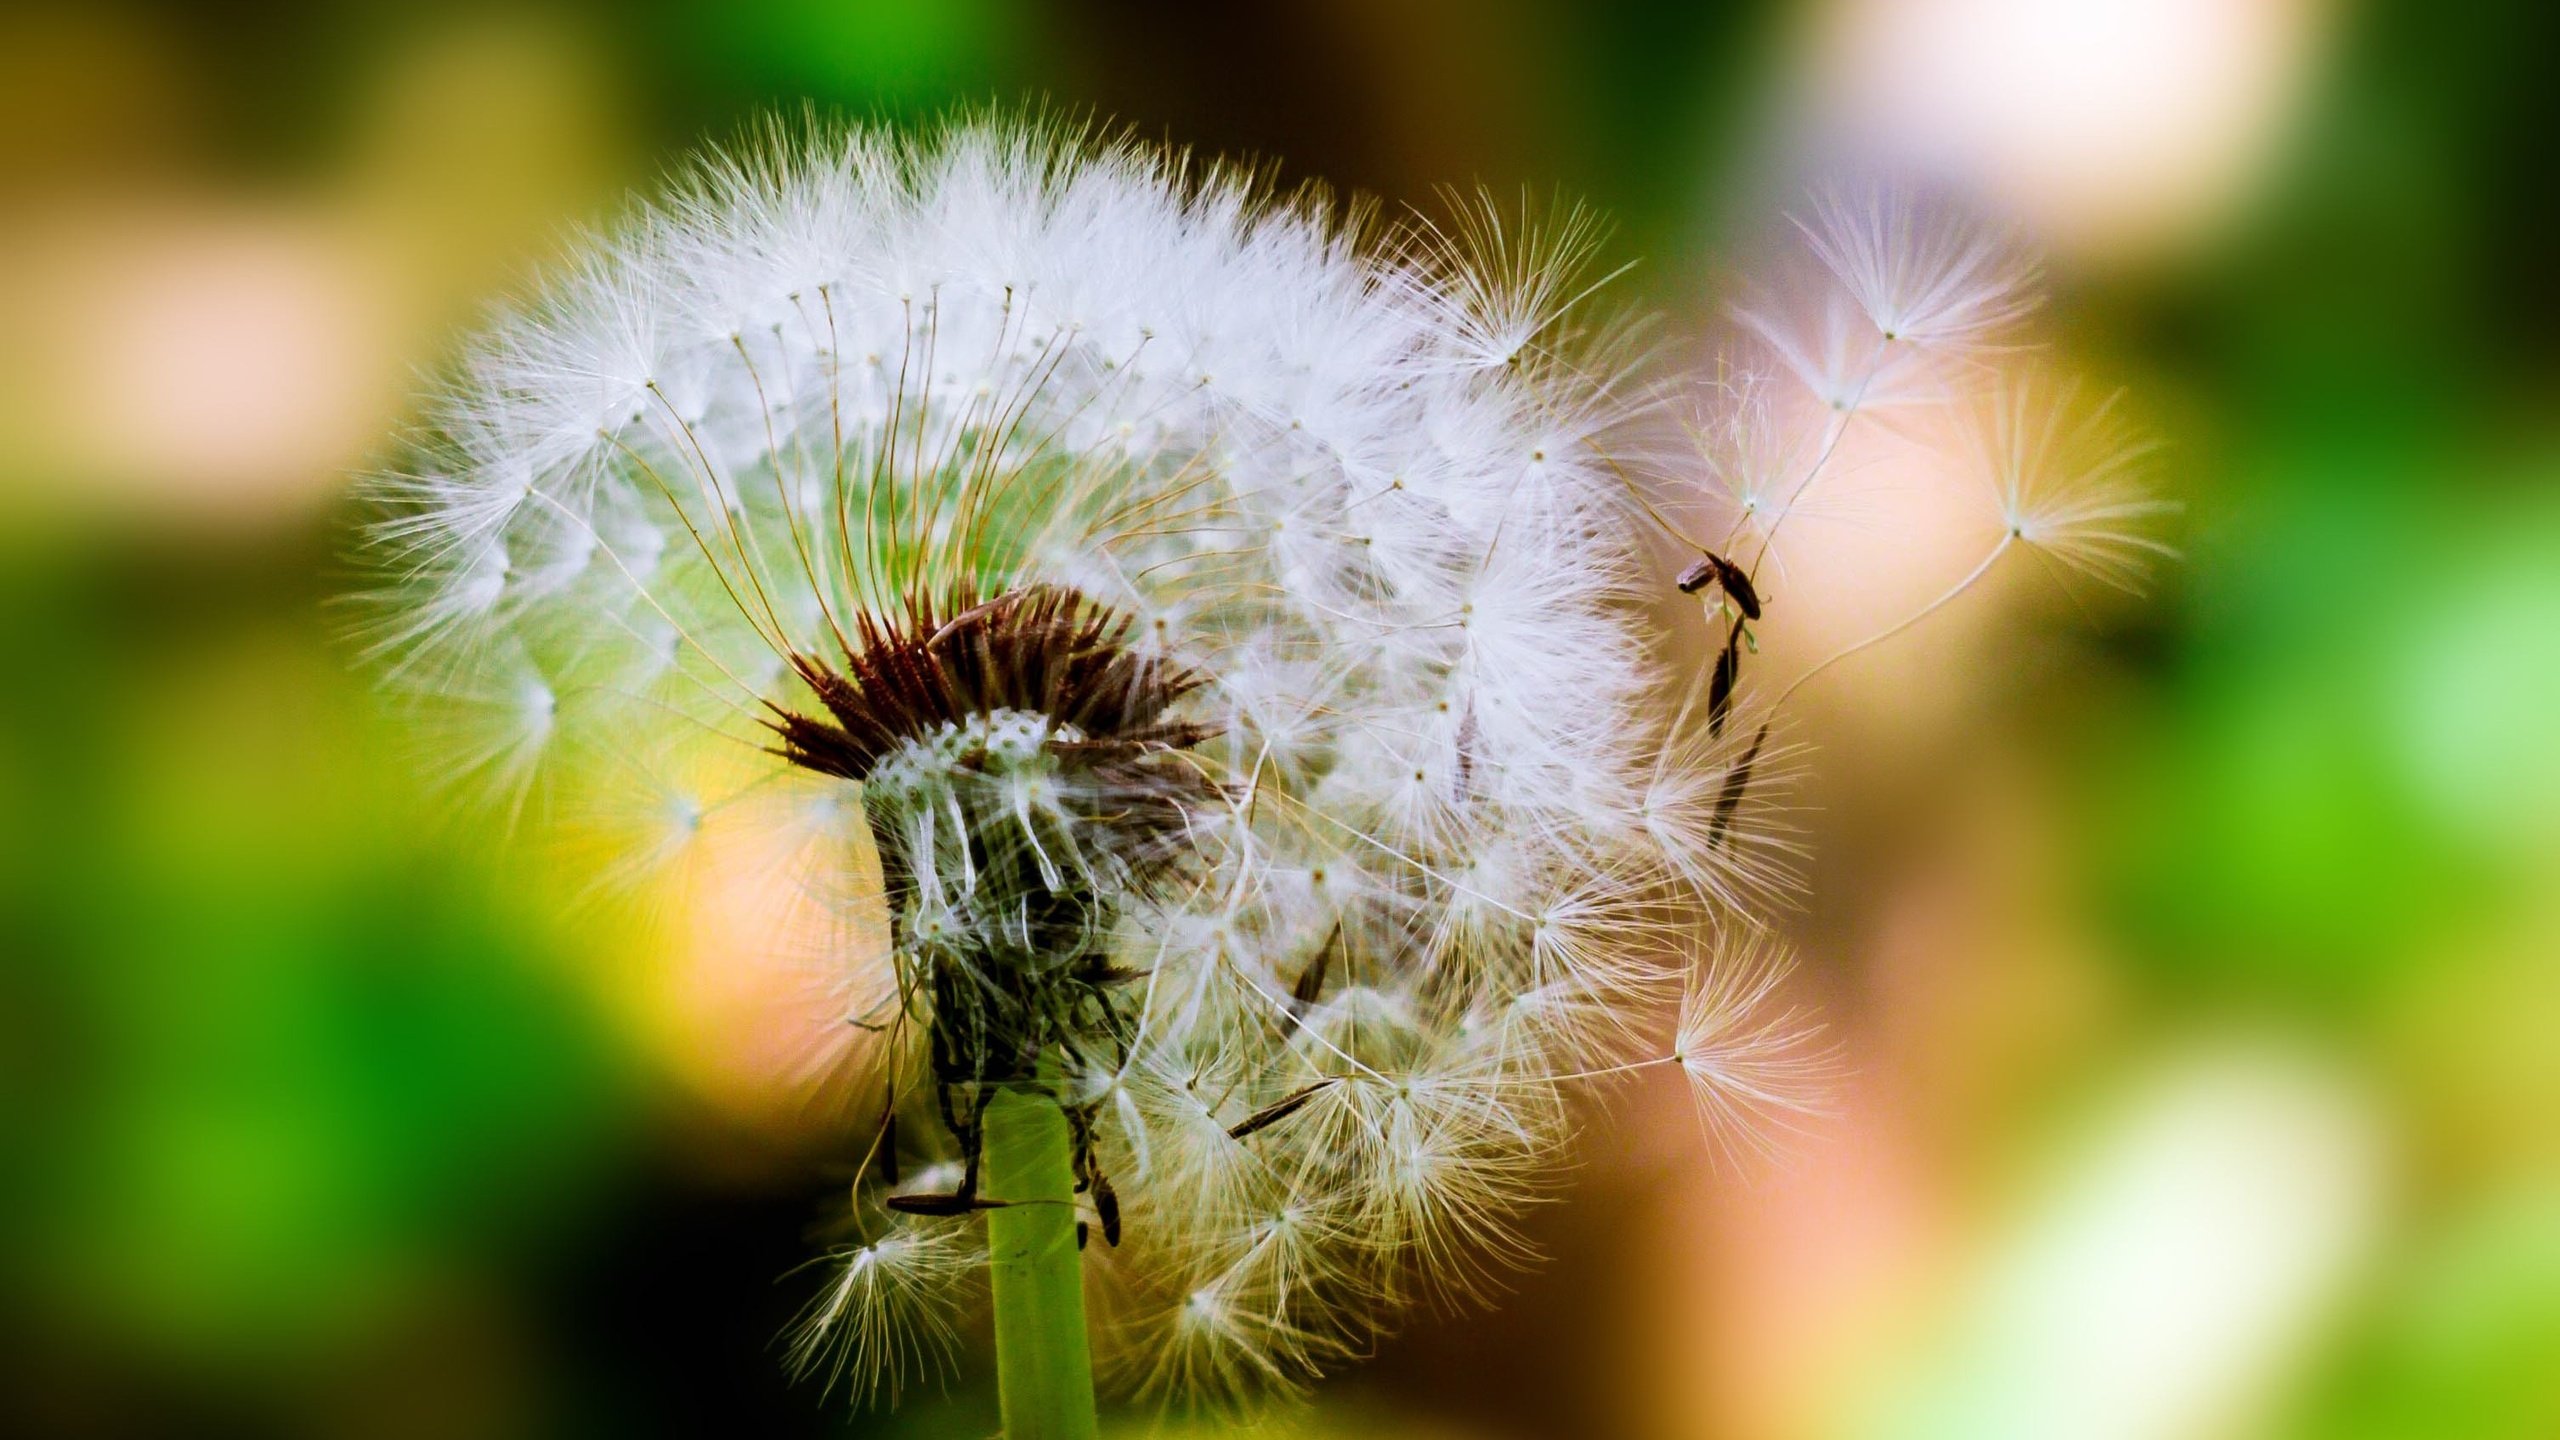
2293, 1180, 2560, 1440
0, 541, 631, 1422
2096, 0, 2559, 1014
2106, 472, 2560, 1005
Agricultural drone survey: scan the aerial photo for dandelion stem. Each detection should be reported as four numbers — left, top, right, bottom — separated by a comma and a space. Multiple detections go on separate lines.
984, 1085, 1099, 1440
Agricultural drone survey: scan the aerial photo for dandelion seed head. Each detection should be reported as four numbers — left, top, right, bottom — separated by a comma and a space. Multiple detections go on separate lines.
358, 111, 1827, 1405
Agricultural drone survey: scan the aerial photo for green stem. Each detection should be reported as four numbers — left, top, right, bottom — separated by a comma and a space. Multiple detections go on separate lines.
983, 1085, 1099, 1440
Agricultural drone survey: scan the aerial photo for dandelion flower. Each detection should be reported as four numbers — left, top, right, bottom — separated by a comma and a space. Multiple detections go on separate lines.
358, 113, 1799, 1423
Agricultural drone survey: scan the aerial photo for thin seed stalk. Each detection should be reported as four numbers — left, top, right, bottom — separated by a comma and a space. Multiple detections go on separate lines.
983, 1084, 1098, 1440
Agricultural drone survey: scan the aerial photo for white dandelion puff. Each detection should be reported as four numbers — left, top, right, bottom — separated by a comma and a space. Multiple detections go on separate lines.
355, 110, 1818, 1417
347, 106, 2163, 1426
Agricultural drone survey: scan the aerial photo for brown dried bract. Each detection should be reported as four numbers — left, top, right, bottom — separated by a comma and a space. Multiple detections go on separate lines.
771, 584, 1213, 783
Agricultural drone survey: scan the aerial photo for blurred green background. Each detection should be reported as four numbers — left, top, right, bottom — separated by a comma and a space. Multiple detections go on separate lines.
2, 2, 2553, 1436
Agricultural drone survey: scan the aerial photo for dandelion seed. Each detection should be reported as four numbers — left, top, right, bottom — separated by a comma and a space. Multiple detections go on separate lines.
1972, 374, 2179, 593
1733, 281, 1948, 414
783, 1217, 983, 1405
1672, 934, 1831, 1162
1661, 178, 2171, 723
1793, 179, 2041, 355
